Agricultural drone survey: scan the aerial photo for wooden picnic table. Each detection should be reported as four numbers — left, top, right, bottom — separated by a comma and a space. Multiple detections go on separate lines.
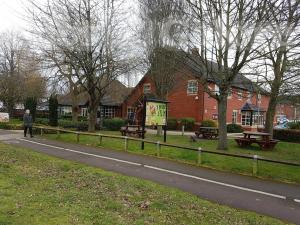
235, 131, 278, 150
195, 127, 219, 139
120, 125, 146, 138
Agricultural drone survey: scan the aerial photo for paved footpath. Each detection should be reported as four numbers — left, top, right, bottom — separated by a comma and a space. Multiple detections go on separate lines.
1, 130, 300, 224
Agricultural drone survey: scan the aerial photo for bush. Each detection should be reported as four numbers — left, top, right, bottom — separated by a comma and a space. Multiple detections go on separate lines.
180, 118, 195, 131
201, 119, 217, 128
0, 122, 23, 130
227, 124, 244, 133
35, 118, 49, 126
167, 118, 178, 130
103, 118, 127, 131
288, 121, 300, 130
58, 120, 88, 131
273, 129, 300, 143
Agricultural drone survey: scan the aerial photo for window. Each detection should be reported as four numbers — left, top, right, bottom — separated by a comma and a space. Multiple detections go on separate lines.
228, 88, 232, 99
241, 112, 251, 126
101, 106, 115, 118
143, 83, 151, 94
81, 108, 88, 117
237, 90, 243, 100
127, 107, 136, 120
247, 92, 252, 101
232, 110, 238, 124
253, 112, 264, 126
215, 84, 220, 95
187, 80, 198, 95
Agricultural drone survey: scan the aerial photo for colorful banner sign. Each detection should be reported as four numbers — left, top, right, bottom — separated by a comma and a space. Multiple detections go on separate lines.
145, 101, 167, 126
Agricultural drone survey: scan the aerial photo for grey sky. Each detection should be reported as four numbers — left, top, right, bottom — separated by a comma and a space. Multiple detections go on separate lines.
0, 0, 26, 31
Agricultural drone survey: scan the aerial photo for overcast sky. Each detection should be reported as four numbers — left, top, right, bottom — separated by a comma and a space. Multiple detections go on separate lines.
0, 0, 27, 31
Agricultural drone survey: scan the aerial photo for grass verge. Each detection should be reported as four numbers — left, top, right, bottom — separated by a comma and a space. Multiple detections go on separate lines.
44, 131, 300, 184
0, 142, 290, 225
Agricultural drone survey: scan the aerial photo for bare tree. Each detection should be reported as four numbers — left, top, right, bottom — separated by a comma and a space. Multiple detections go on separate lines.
28, 0, 131, 131
185, 0, 267, 150
257, 0, 300, 134
139, 0, 189, 99
0, 31, 45, 117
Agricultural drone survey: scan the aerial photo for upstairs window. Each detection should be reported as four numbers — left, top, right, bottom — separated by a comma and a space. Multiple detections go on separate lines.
237, 90, 243, 100
228, 88, 232, 98
215, 84, 220, 95
143, 83, 151, 94
187, 80, 198, 95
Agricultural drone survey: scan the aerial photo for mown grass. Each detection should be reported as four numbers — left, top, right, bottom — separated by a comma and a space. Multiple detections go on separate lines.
45, 130, 300, 184
0, 142, 291, 225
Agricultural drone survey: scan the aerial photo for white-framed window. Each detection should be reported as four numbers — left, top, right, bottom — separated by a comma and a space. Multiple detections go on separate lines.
81, 108, 88, 117
241, 112, 251, 126
247, 92, 252, 101
187, 80, 198, 95
143, 83, 151, 94
232, 110, 238, 124
237, 90, 243, 100
215, 84, 220, 95
228, 88, 232, 99
253, 112, 264, 126
127, 107, 136, 120
101, 106, 115, 118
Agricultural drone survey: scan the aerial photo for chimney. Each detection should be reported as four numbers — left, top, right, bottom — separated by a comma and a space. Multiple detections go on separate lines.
191, 47, 200, 56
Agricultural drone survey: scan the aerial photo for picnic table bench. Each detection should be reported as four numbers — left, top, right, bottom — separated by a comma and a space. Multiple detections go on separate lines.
195, 127, 219, 139
235, 131, 279, 150
120, 125, 146, 138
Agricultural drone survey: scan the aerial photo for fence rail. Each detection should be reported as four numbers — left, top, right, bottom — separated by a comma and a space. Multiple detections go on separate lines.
34, 126, 300, 176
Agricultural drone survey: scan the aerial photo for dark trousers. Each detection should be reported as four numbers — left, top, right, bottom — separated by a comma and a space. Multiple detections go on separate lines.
24, 126, 33, 137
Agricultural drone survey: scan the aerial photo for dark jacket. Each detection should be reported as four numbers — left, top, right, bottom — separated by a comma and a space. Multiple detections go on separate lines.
23, 114, 33, 127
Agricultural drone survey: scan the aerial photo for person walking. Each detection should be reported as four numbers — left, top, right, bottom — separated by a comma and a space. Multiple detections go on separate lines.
23, 109, 33, 138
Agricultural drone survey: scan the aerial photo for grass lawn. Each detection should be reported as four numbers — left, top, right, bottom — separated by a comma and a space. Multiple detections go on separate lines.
44, 130, 300, 184
0, 142, 290, 225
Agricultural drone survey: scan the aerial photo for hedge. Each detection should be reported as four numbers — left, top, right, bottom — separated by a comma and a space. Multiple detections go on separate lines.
180, 118, 195, 131
273, 129, 300, 143
167, 118, 178, 130
0, 122, 23, 130
201, 119, 217, 128
227, 124, 244, 133
288, 121, 300, 130
103, 118, 127, 131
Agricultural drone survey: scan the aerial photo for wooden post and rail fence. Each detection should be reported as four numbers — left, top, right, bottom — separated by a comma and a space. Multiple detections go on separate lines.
34, 126, 300, 177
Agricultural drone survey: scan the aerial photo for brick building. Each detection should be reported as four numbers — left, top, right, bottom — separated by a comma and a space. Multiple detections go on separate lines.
122, 50, 295, 130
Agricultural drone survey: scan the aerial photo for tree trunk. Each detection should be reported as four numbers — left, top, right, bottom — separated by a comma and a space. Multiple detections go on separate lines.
88, 92, 98, 132
71, 89, 79, 122
88, 107, 97, 132
265, 98, 277, 135
217, 94, 228, 150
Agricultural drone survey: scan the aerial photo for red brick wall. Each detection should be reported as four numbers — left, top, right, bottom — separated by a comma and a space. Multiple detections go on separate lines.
203, 85, 270, 124
123, 71, 279, 126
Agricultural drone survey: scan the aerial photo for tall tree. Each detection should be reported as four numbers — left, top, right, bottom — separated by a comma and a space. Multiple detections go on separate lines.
186, 0, 268, 150
139, 0, 188, 100
28, 0, 131, 132
0, 32, 42, 117
259, 0, 300, 134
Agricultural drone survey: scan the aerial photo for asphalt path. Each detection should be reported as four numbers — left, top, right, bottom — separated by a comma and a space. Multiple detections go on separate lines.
1, 130, 300, 224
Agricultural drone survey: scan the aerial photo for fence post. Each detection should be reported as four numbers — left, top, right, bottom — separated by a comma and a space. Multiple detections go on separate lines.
56, 128, 60, 138
252, 155, 258, 176
156, 141, 161, 157
182, 125, 185, 136
124, 137, 128, 151
40, 128, 43, 136
197, 147, 202, 165
99, 135, 102, 145
76, 132, 80, 143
